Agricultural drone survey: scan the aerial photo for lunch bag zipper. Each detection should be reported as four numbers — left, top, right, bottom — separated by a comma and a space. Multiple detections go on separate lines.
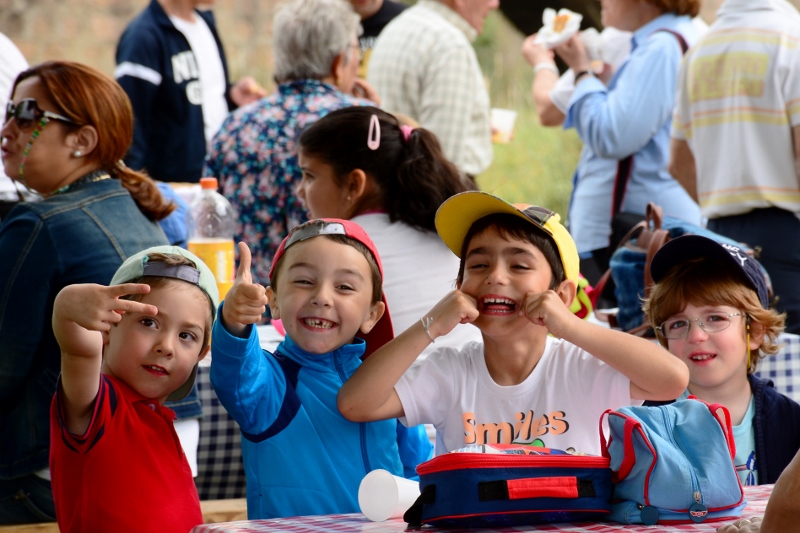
657, 406, 703, 509
418, 452, 609, 475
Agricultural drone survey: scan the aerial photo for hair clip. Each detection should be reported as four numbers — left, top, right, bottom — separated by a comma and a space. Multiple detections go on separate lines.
400, 124, 414, 143
367, 114, 380, 150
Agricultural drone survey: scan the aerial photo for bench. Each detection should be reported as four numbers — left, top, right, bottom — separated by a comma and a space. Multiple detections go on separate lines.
0, 499, 248, 532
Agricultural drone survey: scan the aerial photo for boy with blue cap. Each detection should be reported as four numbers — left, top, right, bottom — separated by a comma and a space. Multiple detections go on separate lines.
644, 235, 800, 486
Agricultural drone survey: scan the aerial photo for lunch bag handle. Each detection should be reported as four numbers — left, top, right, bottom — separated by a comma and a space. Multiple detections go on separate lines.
599, 400, 738, 483
599, 411, 650, 483
404, 484, 436, 527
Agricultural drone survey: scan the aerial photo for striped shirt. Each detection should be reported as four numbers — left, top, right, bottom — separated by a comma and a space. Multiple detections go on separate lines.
367, 0, 493, 176
671, 0, 800, 219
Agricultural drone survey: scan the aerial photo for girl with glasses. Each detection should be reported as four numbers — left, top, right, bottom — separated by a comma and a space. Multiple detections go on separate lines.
644, 235, 800, 487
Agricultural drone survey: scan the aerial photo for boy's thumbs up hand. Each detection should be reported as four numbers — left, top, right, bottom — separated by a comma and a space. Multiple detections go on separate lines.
221, 242, 269, 335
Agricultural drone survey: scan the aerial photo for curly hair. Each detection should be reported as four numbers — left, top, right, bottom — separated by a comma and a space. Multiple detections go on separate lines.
643, 259, 785, 373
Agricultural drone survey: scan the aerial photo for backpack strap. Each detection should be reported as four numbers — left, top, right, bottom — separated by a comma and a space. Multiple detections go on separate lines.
240, 351, 302, 443
657, 28, 689, 54
640, 203, 668, 299
588, 219, 648, 309
612, 156, 634, 219
611, 29, 687, 219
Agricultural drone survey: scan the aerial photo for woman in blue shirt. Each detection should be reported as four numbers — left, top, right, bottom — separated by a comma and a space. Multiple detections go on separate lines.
553, 0, 703, 280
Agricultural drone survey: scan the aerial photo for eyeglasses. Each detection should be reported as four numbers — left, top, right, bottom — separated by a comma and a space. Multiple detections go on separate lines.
656, 312, 744, 339
4, 98, 78, 130
348, 43, 362, 58
285, 220, 347, 250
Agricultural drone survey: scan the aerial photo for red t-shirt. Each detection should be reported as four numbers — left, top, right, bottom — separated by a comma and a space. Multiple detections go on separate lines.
50, 374, 203, 533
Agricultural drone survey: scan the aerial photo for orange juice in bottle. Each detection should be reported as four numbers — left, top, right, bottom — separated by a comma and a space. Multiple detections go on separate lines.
188, 178, 236, 300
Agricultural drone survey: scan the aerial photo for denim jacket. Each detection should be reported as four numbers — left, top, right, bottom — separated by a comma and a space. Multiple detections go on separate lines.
0, 178, 177, 479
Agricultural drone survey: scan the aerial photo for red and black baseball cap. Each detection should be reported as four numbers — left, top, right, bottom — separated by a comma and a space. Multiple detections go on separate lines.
269, 219, 393, 357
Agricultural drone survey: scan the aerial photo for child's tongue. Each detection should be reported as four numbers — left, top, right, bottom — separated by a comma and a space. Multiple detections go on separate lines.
483, 300, 515, 312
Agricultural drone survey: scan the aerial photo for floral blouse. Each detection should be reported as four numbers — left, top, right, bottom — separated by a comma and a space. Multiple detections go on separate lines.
204, 79, 368, 284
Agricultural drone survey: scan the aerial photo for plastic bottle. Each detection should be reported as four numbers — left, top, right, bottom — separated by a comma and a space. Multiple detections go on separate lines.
188, 177, 236, 300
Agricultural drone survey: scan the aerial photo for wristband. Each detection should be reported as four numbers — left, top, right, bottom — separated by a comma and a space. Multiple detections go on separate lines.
533, 63, 559, 76
574, 70, 594, 83
420, 316, 435, 343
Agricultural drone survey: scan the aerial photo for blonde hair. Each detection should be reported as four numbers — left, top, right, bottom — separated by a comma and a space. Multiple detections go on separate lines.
643, 259, 784, 373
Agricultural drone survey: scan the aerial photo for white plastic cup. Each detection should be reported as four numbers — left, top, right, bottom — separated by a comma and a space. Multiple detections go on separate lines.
358, 469, 420, 522
490, 108, 518, 144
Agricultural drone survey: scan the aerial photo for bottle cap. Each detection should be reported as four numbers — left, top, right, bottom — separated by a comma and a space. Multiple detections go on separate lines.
200, 177, 218, 190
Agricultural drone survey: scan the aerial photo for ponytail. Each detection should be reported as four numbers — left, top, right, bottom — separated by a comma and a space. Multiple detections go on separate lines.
392, 127, 472, 231
298, 106, 472, 232
112, 161, 176, 221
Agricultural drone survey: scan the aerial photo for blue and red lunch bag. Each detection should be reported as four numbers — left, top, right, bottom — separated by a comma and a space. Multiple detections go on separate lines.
404, 444, 613, 528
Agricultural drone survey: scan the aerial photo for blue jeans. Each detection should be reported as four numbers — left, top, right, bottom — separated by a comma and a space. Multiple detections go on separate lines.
0, 474, 56, 524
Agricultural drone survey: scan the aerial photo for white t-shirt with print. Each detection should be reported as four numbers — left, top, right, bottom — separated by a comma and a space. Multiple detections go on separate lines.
169, 13, 228, 147
395, 337, 639, 456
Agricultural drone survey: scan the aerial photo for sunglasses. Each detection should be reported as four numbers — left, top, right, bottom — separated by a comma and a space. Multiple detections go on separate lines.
4, 98, 78, 130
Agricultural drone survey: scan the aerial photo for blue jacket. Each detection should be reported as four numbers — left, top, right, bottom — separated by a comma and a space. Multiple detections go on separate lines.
115, 0, 234, 182
0, 178, 172, 479
210, 311, 431, 518
748, 374, 800, 484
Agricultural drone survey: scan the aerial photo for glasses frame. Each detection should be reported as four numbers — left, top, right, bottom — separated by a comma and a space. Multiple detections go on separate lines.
4, 98, 78, 130
656, 312, 745, 340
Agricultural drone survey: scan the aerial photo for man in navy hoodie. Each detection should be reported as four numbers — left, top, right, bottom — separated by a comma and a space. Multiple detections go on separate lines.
115, 0, 265, 183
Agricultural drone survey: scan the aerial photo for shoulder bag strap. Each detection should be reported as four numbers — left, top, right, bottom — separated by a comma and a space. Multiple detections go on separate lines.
612, 29, 687, 219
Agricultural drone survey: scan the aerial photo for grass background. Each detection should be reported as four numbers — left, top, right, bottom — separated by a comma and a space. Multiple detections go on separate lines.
473, 12, 582, 218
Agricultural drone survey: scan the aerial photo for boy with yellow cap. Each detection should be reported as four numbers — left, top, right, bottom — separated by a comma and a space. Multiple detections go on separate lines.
339, 191, 688, 456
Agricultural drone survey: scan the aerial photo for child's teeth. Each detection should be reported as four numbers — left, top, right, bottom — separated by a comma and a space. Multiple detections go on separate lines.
305, 318, 333, 329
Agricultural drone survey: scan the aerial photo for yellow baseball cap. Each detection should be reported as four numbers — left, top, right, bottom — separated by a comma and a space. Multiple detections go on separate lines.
435, 191, 579, 283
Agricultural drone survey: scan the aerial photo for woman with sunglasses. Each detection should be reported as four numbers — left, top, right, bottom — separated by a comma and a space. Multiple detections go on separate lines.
0, 61, 171, 525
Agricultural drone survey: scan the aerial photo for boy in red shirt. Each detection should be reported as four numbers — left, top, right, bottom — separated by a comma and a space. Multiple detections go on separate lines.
50, 246, 217, 533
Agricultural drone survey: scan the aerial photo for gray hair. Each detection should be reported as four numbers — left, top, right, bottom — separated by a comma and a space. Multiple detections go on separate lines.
273, 0, 362, 83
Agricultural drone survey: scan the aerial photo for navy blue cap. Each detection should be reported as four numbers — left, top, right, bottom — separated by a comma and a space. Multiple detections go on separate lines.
650, 235, 769, 309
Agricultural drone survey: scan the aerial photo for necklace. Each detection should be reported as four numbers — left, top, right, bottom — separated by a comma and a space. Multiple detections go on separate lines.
50, 169, 111, 197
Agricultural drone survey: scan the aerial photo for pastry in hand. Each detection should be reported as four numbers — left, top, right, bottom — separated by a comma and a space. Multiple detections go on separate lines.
534, 8, 583, 49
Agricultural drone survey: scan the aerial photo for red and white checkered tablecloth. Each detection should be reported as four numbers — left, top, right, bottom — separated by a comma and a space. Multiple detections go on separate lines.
191, 485, 772, 533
